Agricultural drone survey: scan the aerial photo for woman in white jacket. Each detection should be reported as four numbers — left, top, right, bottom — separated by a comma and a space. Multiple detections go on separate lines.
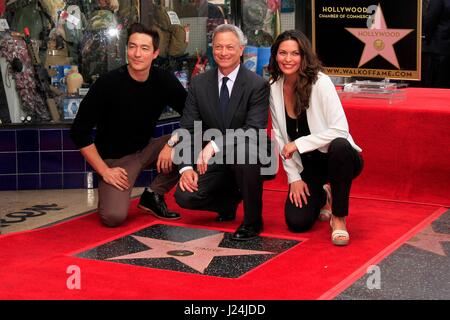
268, 30, 363, 245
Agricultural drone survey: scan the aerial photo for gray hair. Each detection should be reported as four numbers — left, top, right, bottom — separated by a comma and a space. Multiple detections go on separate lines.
212, 24, 247, 46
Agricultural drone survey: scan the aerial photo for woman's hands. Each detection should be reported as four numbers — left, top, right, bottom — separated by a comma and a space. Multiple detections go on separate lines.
289, 180, 310, 208
281, 141, 298, 160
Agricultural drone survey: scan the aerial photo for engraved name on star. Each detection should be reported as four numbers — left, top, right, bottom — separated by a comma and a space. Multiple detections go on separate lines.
345, 5, 414, 68
107, 233, 274, 273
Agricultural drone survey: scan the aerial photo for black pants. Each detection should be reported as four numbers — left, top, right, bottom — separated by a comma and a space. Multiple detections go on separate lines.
285, 138, 364, 232
174, 162, 263, 226
422, 52, 450, 88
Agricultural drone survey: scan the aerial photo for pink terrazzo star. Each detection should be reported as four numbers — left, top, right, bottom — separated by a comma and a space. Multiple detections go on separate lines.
407, 225, 450, 257
345, 5, 414, 68
108, 233, 274, 273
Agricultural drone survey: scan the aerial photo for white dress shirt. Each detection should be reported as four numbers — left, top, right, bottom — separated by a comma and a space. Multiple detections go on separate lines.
179, 64, 241, 174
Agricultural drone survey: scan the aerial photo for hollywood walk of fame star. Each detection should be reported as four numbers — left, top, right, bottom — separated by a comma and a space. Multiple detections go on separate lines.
407, 225, 450, 257
107, 233, 274, 273
345, 5, 414, 69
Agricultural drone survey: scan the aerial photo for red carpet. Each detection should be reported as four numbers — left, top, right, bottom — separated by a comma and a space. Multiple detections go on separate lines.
342, 88, 450, 207
266, 88, 450, 207
1, 88, 448, 299
0, 189, 444, 300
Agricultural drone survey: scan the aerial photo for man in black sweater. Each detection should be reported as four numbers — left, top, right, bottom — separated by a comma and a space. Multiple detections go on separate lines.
70, 23, 187, 227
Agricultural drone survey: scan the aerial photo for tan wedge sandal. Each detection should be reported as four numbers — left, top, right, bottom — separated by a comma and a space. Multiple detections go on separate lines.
330, 216, 350, 246
319, 184, 332, 221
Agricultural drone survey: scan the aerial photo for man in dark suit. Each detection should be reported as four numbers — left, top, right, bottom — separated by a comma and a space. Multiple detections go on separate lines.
422, 0, 450, 88
174, 24, 270, 241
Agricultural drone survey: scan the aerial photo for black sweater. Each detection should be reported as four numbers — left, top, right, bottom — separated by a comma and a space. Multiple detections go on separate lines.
70, 65, 187, 159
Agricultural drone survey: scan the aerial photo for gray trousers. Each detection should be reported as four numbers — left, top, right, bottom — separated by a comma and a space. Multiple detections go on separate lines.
97, 135, 179, 227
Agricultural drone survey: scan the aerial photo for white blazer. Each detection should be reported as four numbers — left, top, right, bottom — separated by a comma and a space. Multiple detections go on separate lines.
269, 72, 362, 184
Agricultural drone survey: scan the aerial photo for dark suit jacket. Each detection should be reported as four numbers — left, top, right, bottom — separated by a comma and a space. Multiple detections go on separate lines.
179, 65, 270, 169
423, 0, 450, 54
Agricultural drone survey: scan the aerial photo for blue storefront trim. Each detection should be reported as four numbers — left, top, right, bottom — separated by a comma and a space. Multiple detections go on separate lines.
0, 120, 179, 190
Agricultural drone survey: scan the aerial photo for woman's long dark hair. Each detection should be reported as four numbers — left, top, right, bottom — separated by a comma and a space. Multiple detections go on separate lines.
269, 30, 323, 115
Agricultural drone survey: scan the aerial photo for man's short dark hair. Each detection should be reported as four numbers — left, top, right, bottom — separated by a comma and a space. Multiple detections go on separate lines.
127, 23, 160, 51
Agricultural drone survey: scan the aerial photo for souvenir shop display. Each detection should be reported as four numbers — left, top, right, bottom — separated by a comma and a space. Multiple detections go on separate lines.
0, 31, 52, 122
0, 0, 238, 124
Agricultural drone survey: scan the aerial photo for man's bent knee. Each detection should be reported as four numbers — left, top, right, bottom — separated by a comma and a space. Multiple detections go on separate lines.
174, 187, 205, 209
99, 211, 127, 227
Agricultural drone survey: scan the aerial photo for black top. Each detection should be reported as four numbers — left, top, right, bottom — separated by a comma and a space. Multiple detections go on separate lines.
285, 108, 310, 141
285, 108, 325, 160
70, 65, 187, 159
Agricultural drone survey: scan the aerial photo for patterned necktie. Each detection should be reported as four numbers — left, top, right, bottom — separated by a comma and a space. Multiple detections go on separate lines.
219, 77, 230, 119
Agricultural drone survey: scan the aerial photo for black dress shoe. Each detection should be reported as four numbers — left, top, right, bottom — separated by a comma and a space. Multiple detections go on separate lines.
232, 222, 263, 241
216, 195, 240, 222
215, 212, 236, 222
138, 188, 181, 220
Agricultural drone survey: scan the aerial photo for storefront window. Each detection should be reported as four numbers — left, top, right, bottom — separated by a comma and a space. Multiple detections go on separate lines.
0, 0, 234, 124
0, 0, 296, 125
1, 0, 135, 124
241, 0, 295, 79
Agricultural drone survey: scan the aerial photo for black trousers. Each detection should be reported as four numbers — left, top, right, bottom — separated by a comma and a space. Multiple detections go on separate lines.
285, 138, 364, 232
422, 52, 450, 88
174, 162, 263, 226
